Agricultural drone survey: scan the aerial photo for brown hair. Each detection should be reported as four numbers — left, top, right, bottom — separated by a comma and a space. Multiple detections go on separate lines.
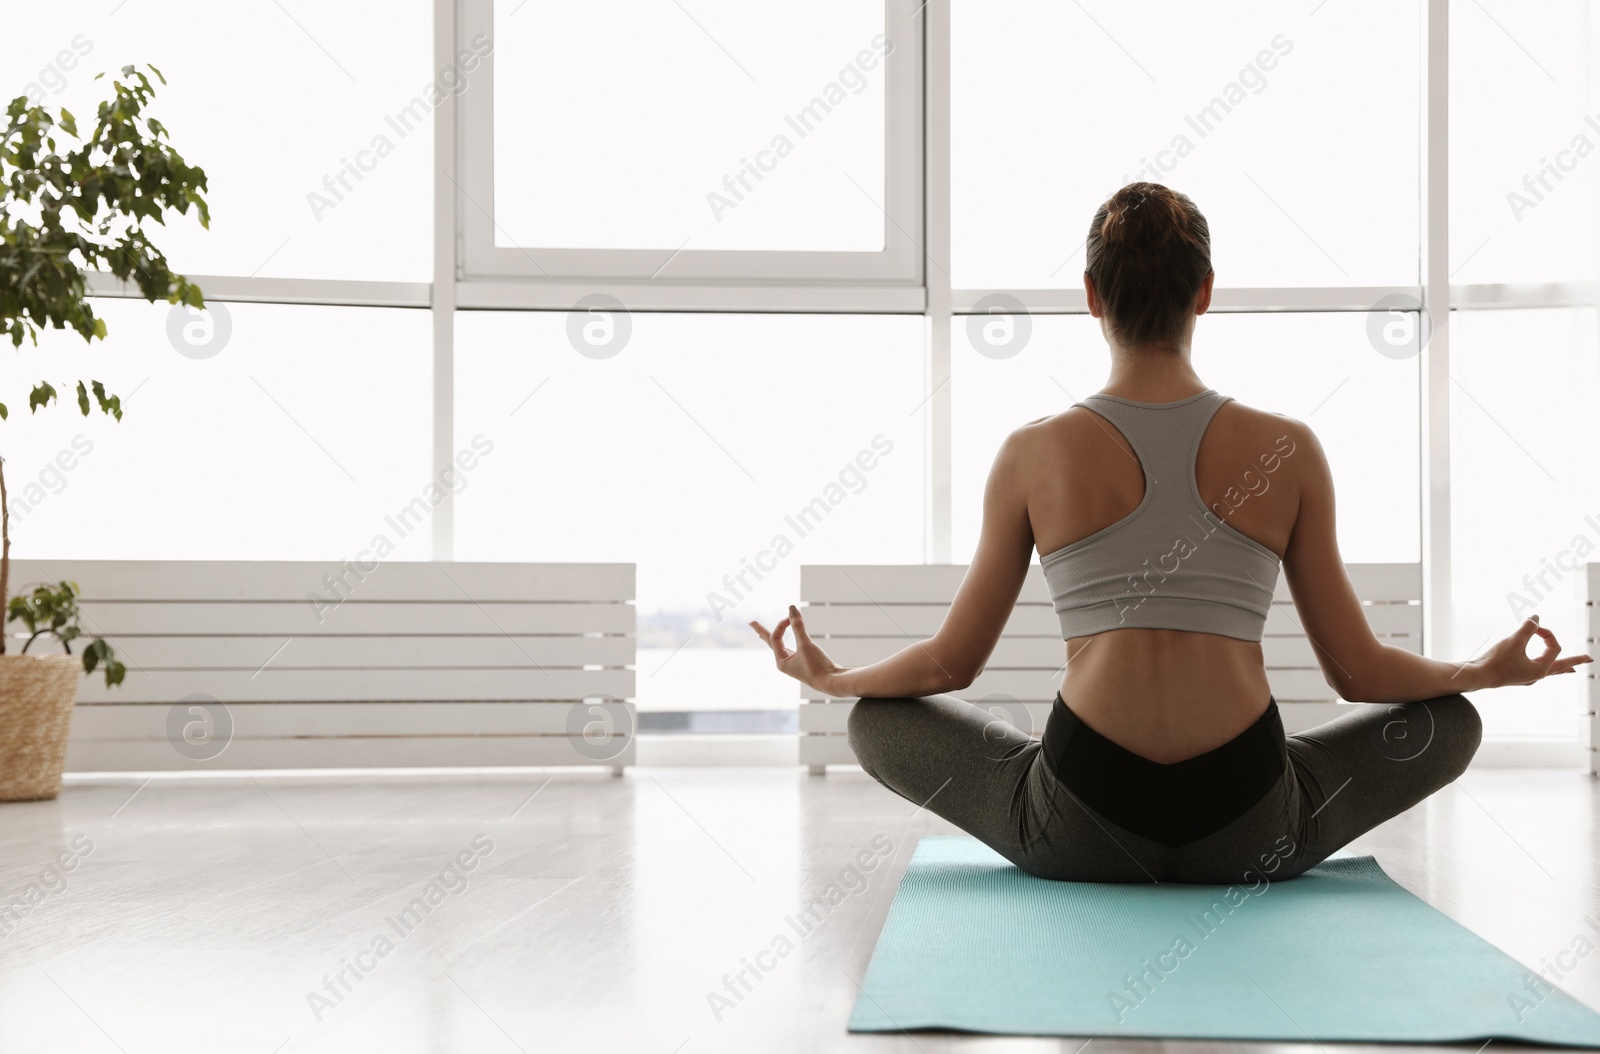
1084, 182, 1212, 347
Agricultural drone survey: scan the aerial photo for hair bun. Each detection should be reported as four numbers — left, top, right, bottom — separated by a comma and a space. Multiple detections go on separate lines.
1100, 183, 1181, 245
1084, 182, 1212, 347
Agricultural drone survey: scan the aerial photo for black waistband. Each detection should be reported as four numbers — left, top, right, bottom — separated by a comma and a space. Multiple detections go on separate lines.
1041, 694, 1286, 849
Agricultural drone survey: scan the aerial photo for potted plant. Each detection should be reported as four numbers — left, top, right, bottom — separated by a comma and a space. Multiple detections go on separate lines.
0, 64, 208, 800
0, 582, 124, 800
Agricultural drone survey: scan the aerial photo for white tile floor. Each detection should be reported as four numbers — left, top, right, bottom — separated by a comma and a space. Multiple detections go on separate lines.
0, 767, 1595, 1053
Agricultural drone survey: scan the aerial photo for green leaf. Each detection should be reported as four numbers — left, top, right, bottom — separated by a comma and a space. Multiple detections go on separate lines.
80, 638, 126, 688
3, 67, 205, 432
90, 381, 123, 421
0, 403, 8, 420
76, 380, 90, 415
8, 586, 123, 688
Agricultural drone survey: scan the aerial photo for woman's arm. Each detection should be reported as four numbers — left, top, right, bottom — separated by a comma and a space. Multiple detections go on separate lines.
1282, 421, 1590, 702
751, 430, 1037, 698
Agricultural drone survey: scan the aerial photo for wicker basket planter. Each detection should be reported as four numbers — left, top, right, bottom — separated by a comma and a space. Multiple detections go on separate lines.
0, 654, 81, 802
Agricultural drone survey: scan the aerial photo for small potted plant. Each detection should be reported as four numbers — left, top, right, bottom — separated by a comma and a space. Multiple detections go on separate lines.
0, 582, 123, 800
1, 64, 208, 800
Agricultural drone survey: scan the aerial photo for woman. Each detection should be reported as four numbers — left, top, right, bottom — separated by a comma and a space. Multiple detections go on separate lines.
750, 181, 1592, 884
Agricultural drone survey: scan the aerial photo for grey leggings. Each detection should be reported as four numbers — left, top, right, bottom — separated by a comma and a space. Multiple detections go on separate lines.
847, 692, 1483, 884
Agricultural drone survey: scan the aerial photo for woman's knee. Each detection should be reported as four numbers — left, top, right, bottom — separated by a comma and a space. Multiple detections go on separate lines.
846, 696, 907, 775
1385, 693, 1481, 779
1429, 693, 1483, 774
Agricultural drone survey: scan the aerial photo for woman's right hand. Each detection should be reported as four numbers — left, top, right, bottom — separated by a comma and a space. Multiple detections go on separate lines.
1470, 615, 1592, 689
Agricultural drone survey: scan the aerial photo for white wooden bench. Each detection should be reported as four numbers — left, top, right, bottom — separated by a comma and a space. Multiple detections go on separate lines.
797, 563, 1423, 772
6, 560, 636, 773
1586, 565, 1599, 777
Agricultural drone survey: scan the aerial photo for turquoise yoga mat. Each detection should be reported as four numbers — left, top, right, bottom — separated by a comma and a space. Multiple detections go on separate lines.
850, 836, 1600, 1045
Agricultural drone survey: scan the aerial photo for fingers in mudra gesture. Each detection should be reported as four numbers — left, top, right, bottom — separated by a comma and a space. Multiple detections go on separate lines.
749, 604, 846, 695
1473, 614, 1592, 688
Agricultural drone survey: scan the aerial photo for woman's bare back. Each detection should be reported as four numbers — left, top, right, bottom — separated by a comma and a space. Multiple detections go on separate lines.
1017, 395, 1309, 763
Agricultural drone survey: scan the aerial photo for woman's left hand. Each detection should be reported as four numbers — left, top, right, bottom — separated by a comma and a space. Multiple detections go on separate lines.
749, 604, 848, 696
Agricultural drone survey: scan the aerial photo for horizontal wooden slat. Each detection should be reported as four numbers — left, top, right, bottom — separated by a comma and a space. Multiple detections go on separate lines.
71, 701, 635, 739
1268, 670, 1345, 702
819, 634, 1420, 670
1278, 701, 1359, 733
821, 637, 1064, 669
798, 735, 860, 767
801, 564, 1052, 605
799, 700, 1054, 735
63, 735, 634, 772
8, 560, 634, 602
1268, 631, 1423, 661
801, 670, 1056, 702
1262, 632, 1423, 664
801, 667, 1340, 704
15, 635, 634, 670
1273, 564, 1421, 603
801, 602, 1419, 639
66, 601, 633, 637
801, 563, 1422, 605
805, 603, 1056, 638
797, 702, 846, 735
75, 668, 634, 704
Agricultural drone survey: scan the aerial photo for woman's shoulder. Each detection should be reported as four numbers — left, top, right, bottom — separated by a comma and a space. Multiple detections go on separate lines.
996, 406, 1137, 478
1214, 396, 1318, 447
1011, 405, 1118, 451
1207, 398, 1330, 497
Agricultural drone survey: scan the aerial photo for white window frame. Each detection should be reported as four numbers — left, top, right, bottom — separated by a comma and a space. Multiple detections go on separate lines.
451, 0, 927, 311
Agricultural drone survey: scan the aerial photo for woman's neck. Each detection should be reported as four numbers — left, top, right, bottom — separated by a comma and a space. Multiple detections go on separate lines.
1101, 345, 1206, 401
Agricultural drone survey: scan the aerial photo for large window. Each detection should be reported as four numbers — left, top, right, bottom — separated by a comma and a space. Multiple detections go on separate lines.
453, 311, 926, 722
4, 1, 1597, 751
951, 0, 1422, 290
5, 300, 432, 561
1450, 309, 1600, 740
490, 2, 887, 253
1449, 0, 1599, 285
8, 3, 434, 282
460, 0, 924, 287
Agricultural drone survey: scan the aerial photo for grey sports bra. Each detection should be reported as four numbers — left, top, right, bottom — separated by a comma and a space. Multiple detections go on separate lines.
1039, 389, 1282, 642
